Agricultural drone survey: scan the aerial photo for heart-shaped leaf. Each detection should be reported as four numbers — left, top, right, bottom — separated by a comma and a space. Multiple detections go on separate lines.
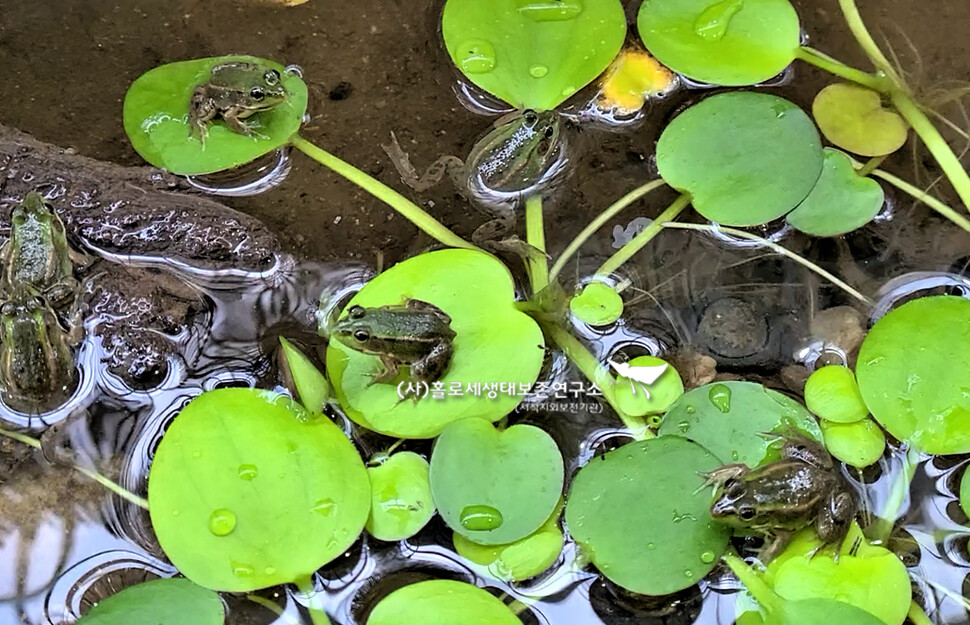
656, 92, 823, 226
819, 418, 886, 468
325, 249, 545, 439
637, 0, 801, 86
442, 0, 627, 110
430, 419, 564, 545
856, 295, 970, 454
366, 451, 435, 542
147, 388, 370, 592
75, 578, 223, 625
570, 281, 623, 326
804, 364, 869, 424
612, 355, 684, 417
366, 580, 520, 625
786, 149, 885, 236
123, 55, 308, 175
812, 84, 908, 157
565, 436, 730, 595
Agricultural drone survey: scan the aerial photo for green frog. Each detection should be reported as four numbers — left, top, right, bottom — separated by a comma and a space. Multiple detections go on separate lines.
382, 109, 565, 242
1, 193, 90, 309
705, 435, 858, 563
331, 299, 456, 391
189, 61, 288, 143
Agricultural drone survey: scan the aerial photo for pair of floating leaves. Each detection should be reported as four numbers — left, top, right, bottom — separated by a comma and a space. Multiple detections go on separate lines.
325, 249, 545, 439
813, 84, 908, 157
124, 55, 308, 175
367, 580, 520, 625
856, 295, 970, 455
805, 365, 884, 467
75, 578, 223, 625
441, 0, 626, 110
148, 388, 370, 592
366, 452, 435, 542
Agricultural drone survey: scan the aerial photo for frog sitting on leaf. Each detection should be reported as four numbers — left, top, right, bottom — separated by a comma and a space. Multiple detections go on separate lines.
188, 60, 288, 144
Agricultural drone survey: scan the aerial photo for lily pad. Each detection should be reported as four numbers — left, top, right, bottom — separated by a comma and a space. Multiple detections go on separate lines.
637, 0, 801, 86
658, 381, 822, 467
325, 249, 545, 439
772, 599, 889, 625
565, 436, 730, 595
279, 337, 330, 414
442, 0, 626, 110
570, 281, 623, 326
804, 364, 869, 424
812, 84, 908, 157
366, 580, 520, 625
786, 149, 885, 237
147, 388, 370, 592
656, 92, 823, 226
430, 419, 563, 545
123, 55, 308, 175
366, 452, 435, 542
856, 295, 970, 454
820, 418, 886, 468
75, 578, 223, 625
613, 355, 684, 417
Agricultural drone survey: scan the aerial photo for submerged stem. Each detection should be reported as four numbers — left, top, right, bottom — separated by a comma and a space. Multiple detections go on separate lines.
525, 194, 549, 294
595, 193, 691, 278
869, 168, 970, 235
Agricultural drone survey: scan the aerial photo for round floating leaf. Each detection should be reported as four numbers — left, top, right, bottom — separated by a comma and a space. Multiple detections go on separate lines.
961, 467, 970, 521
325, 249, 544, 439
279, 337, 330, 414
366, 580, 520, 625
804, 364, 869, 424
637, 0, 800, 86
772, 599, 888, 625
124, 55, 308, 175
441, 0, 626, 110
786, 149, 885, 237
812, 84, 908, 157
613, 355, 684, 417
856, 295, 970, 454
430, 419, 563, 545
75, 578, 223, 625
148, 388, 370, 592
570, 282, 623, 326
565, 436, 730, 595
820, 418, 886, 468
366, 452, 435, 542
658, 381, 822, 467
656, 92, 823, 226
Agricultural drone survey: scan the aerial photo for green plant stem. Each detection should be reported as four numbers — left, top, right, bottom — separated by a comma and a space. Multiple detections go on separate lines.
855, 156, 886, 178
525, 194, 549, 294
548, 179, 667, 283
295, 577, 332, 625
722, 551, 781, 613
870, 445, 920, 544
869, 168, 970, 235
290, 135, 478, 251
246, 594, 301, 624
595, 193, 691, 278
907, 601, 934, 625
795, 47, 887, 91
659, 223, 874, 306
541, 321, 651, 440
0, 426, 149, 510
835, 0, 902, 83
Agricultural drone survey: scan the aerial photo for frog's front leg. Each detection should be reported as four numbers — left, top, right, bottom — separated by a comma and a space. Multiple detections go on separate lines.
697, 463, 750, 490
222, 107, 266, 138
812, 489, 858, 561
382, 132, 465, 193
411, 340, 454, 388
368, 353, 402, 386
758, 529, 793, 564
188, 88, 217, 142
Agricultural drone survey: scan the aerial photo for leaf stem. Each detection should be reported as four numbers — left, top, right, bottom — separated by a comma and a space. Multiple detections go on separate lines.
595, 193, 691, 278
548, 179, 667, 283
907, 601, 935, 625
795, 47, 887, 92
290, 135, 478, 251
295, 577, 332, 625
835, 0, 903, 83
869, 168, 970, 235
855, 156, 886, 178
525, 194, 549, 294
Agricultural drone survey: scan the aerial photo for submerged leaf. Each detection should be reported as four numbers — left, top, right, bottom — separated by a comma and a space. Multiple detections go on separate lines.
75, 578, 223, 625
570, 281, 623, 326
812, 84, 908, 157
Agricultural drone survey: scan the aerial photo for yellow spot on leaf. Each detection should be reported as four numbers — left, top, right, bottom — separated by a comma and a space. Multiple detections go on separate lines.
597, 49, 677, 114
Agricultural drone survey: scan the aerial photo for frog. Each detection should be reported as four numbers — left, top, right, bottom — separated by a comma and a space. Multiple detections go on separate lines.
704, 434, 858, 564
188, 61, 288, 143
0, 193, 90, 310
382, 109, 565, 243
331, 299, 456, 393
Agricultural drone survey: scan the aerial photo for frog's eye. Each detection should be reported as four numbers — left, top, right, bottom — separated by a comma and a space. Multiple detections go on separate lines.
0, 302, 15, 316
264, 70, 281, 86
353, 329, 370, 342
348, 306, 366, 319
723, 477, 745, 495
542, 125, 555, 139
737, 505, 757, 521
250, 87, 265, 101
523, 110, 538, 125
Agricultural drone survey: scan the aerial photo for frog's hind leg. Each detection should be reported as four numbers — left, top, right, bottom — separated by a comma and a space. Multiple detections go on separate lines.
812, 489, 858, 562
411, 341, 454, 389
381, 132, 463, 193
188, 87, 216, 143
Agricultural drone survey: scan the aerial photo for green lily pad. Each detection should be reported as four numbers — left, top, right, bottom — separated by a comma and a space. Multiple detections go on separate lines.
812, 84, 908, 157
279, 337, 330, 414
430, 419, 563, 545
656, 92, 823, 226
772, 599, 889, 625
366, 452, 435, 542
75, 578, 223, 625
804, 364, 869, 424
325, 249, 545, 439
441, 0, 626, 110
856, 295, 970, 454
366, 580, 520, 625
565, 436, 730, 595
613, 355, 684, 417
147, 388, 370, 592
637, 0, 800, 86
961, 467, 970, 521
123, 55, 308, 175
658, 381, 822, 467
786, 149, 885, 237
570, 281, 623, 326
820, 418, 886, 468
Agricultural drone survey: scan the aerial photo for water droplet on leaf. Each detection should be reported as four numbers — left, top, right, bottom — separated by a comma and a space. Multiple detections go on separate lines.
701, 551, 716, 563
209, 509, 237, 536
693, 0, 744, 41
516, 0, 583, 22
529, 64, 549, 78
458, 39, 496, 74
238, 464, 258, 480
312, 498, 337, 516
230, 559, 254, 577
708, 384, 732, 413
459, 505, 504, 531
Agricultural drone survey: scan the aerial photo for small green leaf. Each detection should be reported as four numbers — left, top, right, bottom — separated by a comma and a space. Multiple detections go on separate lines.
366, 452, 435, 542
656, 92, 823, 226
771, 599, 889, 625
613, 355, 684, 417
442, 0, 626, 110
812, 84, 908, 157
856, 295, 970, 454
570, 282, 623, 326
819, 418, 886, 469
123, 55, 308, 175
565, 436, 730, 595
786, 149, 885, 236
961, 467, 970, 521
804, 364, 869, 424
279, 337, 330, 413
147, 388, 370, 592
75, 578, 223, 625
366, 580, 521, 625
637, 0, 800, 86
430, 419, 563, 545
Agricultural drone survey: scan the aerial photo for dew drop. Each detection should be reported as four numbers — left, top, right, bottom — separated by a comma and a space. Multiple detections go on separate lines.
192, 450, 202, 459
209, 509, 237, 537
231, 559, 254, 577
708, 383, 732, 413
685, 405, 696, 414
458, 39, 496, 74
693, 0, 744, 42
684, 569, 695, 579
701, 551, 716, 563
647, 542, 656, 550
238, 464, 258, 481
264, 566, 277, 576
312, 498, 337, 516
516, 0, 583, 21
529, 64, 549, 78
561, 85, 576, 97
678, 421, 691, 433
459, 505, 504, 531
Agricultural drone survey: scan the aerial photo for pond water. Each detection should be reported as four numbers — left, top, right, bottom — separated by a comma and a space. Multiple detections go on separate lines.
1, 0, 970, 623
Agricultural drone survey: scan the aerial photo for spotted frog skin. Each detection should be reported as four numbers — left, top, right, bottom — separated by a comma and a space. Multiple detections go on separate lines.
189, 61, 288, 143
705, 435, 858, 563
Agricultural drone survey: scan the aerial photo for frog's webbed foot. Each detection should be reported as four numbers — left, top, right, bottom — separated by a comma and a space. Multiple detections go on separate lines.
757, 530, 793, 565
696, 463, 749, 492
188, 89, 215, 145
381, 132, 463, 193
